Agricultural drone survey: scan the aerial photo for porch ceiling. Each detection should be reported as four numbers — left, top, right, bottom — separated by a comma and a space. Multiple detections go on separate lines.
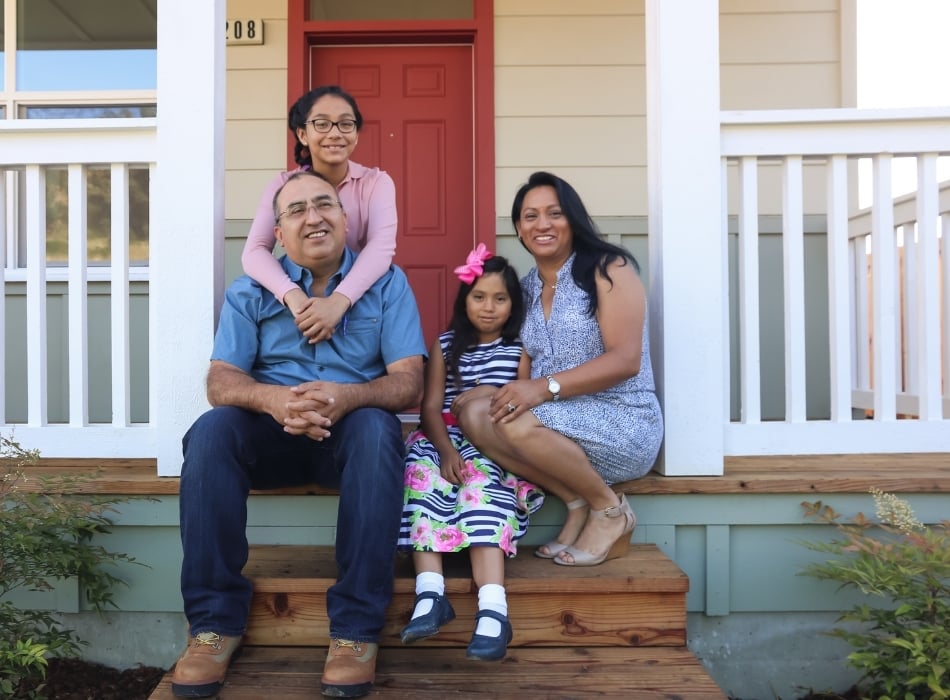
16, 0, 156, 49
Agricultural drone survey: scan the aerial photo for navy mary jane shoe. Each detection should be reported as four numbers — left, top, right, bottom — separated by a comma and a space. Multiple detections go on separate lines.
465, 610, 513, 661
400, 592, 456, 644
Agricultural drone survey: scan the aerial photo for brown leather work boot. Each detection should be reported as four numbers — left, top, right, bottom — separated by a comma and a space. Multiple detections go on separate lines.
171, 631, 242, 697
320, 639, 378, 698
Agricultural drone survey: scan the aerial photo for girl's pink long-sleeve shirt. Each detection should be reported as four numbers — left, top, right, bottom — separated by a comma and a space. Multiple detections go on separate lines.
241, 161, 398, 305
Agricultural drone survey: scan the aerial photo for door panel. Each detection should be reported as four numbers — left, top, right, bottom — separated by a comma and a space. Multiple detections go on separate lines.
310, 44, 474, 346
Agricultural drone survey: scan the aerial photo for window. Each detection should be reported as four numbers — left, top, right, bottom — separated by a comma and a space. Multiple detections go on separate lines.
38, 167, 150, 266
14, 0, 156, 92
2, 0, 156, 268
308, 0, 472, 21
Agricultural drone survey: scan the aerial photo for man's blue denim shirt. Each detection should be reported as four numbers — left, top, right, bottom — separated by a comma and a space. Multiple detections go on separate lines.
212, 247, 426, 386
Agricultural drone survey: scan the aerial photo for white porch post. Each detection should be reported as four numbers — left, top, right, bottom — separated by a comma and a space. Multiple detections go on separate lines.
152, 0, 226, 475
646, 0, 724, 475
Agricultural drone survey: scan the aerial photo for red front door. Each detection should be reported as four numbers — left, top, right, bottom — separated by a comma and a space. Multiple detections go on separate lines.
310, 44, 475, 346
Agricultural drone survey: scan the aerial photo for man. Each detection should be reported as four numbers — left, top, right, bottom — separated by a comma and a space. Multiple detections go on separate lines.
171, 170, 425, 698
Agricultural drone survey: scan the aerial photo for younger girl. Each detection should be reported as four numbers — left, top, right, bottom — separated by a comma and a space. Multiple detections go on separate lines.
242, 84, 397, 343
396, 247, 544, 661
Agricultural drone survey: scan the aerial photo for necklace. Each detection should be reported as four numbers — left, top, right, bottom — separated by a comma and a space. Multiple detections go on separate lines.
539, 274, 557, 290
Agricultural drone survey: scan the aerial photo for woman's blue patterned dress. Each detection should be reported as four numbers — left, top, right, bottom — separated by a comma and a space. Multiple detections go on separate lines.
521, 255, 664, 484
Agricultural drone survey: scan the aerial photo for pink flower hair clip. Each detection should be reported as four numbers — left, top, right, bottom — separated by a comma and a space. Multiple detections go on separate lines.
453, 243, 494, 284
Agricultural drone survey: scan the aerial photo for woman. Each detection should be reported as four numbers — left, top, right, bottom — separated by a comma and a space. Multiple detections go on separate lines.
455, 171, 663, 567
241, 85, 397, 342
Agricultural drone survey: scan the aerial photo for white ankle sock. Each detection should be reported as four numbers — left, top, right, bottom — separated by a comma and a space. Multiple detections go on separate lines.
411, 572, 445, 620
475, 584, 507, 636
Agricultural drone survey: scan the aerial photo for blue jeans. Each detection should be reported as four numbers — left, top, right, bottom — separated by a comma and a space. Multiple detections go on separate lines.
179, 405, 404, 642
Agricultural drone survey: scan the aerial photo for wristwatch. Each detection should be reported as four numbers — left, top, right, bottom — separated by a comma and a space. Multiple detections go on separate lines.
546, 375, 561, 401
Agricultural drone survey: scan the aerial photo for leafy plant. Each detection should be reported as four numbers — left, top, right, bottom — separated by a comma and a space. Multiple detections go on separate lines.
0, 433, 142, 698
801, 489, 950, 700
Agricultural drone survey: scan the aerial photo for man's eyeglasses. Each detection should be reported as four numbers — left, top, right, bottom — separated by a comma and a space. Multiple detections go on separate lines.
276, 198, 343, 223
306, 118, 357, 134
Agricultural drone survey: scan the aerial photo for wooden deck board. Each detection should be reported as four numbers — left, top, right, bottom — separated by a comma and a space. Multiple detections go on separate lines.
245, 544, 689, 594
9, 452, 950, 495
149, 646, 727, 699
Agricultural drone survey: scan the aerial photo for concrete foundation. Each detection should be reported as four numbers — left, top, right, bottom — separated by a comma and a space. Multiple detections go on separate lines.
689, 612, 862, 699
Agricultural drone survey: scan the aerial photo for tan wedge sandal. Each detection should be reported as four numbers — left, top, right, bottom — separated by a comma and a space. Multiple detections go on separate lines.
553, 494, 636, 567
534, 498, 588, 559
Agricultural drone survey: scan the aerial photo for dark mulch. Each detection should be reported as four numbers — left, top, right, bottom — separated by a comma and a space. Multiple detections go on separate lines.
15, 658, 167, 700
795, 690, 863, 700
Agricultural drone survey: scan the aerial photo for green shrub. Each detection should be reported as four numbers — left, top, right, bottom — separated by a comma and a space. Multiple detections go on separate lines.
801, 490, 950, 700
0, 433, 142, 698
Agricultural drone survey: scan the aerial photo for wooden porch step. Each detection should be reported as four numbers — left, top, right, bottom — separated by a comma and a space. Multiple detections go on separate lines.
149, 645, 727, 699
243, 544, 689, 648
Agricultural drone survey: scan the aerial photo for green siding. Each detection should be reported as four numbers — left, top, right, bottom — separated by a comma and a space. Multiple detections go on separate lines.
9, 491, 946, 616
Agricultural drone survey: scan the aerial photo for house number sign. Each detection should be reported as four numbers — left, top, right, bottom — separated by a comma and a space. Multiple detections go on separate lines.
226, 18, 263, 45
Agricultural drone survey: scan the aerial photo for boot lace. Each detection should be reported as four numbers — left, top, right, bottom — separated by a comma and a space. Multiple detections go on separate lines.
332, 639, 363, 653
192, 631, 223, 649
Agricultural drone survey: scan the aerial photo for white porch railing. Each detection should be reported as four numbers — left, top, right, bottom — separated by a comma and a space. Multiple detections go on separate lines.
0, 119, 158, 457
849, 181, 950, 420
3, 109, 948, 469
721, 107, 950, 456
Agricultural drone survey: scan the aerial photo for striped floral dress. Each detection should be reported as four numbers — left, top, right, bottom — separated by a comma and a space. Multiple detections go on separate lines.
397, 332, 545, 557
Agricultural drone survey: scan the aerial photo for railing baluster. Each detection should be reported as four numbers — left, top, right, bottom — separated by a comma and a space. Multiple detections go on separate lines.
782, 156, 806, 423
943, 213, 950, 412
25, 165, 49, 426
111, 164, 131, 427
870, 155, 897, 421
721, 158, 731, 423
915, 154, 942, 420
902, 223, 917, 396
738, 156, 761, 423
0, 170, 6, 424
826, 155, 851, 422
853, 236, 871, 393
67, 164, 90, 426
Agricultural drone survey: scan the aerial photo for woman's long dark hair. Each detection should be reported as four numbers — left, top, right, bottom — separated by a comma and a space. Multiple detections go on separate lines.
288, 85, 364, 167
446, 256, 523, 389
510, 171, 639, 316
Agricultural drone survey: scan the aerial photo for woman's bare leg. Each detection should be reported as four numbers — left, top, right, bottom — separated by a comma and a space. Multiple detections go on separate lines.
458, 397, 627, 561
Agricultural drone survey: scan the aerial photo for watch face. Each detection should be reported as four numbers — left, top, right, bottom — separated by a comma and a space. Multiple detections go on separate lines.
548, 377, 560, 394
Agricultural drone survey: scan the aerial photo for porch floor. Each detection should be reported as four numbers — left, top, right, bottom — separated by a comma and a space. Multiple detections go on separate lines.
11, 452, 950, 495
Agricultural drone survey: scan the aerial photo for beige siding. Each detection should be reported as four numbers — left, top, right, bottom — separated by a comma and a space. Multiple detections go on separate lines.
720, 0, 837, 13
496, 116, 646, 167
494, 66, 645, 116
496, 167, 647, 219
722, 64, 841, 109
494, 15, 644, 65
225, 1, 289, 225
494, 4, 646, 215
494, 0, 643, 17
720, 7, 842, 110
